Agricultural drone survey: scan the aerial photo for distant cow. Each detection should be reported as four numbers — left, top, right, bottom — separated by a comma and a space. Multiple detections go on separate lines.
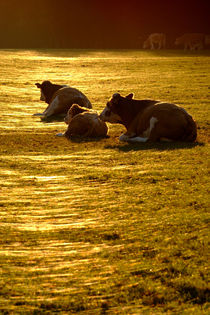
57, 104, 108, 138
175, 33, 205, 50
34, 81, 92, 119
99, 93, 197, 143
143, 33, 166, 50
205, 35, 210, 47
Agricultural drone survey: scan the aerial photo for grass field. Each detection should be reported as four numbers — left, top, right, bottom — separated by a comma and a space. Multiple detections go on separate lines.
0, 49, 209, 314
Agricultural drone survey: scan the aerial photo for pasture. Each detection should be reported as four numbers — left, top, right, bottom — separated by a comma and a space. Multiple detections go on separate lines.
0, 49, 209, 314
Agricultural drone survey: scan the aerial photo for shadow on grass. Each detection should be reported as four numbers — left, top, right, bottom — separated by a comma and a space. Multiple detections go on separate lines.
66, 135, 110, 143
104, 141, 204, 152
40, 115, 66, 123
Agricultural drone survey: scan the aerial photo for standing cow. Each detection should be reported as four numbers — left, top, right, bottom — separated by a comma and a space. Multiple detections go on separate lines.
175, 33, 205, 50
99, 93, 197, 143
205, 35, 210, 48
143, 33, 166, 50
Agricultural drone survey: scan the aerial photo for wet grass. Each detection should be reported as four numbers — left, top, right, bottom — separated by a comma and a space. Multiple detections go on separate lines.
0, 49, 209, 314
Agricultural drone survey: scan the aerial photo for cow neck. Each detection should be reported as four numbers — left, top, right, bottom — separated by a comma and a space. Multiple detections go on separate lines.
46, 84, 63, 104
119, 99, 151, 129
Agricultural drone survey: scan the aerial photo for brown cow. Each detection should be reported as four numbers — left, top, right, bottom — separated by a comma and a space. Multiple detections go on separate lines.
34, 80, 92, 119
57, 104, 108, 138
175, 33, 205, 50
99, 93, 197, 143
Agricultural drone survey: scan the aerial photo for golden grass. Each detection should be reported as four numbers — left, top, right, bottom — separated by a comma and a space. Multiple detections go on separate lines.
0, 49, 209, 314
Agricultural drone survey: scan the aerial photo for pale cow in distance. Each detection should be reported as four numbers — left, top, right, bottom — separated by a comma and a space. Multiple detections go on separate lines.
34, 80, 92, 119
175, 33, 205, 50
205, 35, 210, 47
57, 104, 108, 138
143, 33, 166, 49
99, 93, 197, 143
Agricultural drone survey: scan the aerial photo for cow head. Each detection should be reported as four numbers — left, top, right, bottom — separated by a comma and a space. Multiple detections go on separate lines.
35, 80, 63, 104
99, 93, 134, 124
64, 104, 88, 125
35, 80, 54, 104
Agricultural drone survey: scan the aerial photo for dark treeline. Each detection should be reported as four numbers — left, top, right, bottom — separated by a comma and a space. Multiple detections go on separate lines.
0, 0, 209, 49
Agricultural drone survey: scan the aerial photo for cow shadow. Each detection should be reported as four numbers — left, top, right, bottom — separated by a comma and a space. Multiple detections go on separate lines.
66, 135, 110, 143
104, 141, 204, 152
39, 114, 66, 123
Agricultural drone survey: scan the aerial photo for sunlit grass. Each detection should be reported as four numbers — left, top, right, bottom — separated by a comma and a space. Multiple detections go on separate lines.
0, 49, 209, 313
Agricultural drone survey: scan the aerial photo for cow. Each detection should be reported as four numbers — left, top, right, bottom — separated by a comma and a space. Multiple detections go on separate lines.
205, 35, 210, 47
57, 104, 108, 138
34, 80, 92, 119
175, 33, 205, 50
99, 93, 197, 143
143, 33, 166, 50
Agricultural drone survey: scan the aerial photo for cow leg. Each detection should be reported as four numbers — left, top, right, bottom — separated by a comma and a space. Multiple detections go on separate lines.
56, 132, 65, 137
128, 137, 148, 143
147, 129, 160, 142
43, 104, 51, 114
119, 133, 135, 142
148, 123, 172, 142
44, 96, 60, 117
33, 101, 50, 116
146, 117, 161, 142
119, 133, 148, 143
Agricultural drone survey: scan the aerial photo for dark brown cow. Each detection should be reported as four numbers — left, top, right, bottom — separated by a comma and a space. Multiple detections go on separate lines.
99, 93, 197, 143
34, 80, 92, 118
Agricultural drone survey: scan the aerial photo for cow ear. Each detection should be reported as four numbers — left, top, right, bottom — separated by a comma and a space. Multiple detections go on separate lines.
126, 93, 134, 99
112, 93, 121, 103
35, 83, 41, 88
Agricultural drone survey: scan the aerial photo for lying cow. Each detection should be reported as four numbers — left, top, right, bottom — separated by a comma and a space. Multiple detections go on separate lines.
34, 80, 92, 119
57, 104, 108, 138
175, 33, 205, 50
143, 33, 166, 50
99, 93, 197, 143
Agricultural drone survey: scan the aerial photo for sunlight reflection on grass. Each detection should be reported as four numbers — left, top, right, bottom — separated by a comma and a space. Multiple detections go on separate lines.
0, 50, 209, 314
